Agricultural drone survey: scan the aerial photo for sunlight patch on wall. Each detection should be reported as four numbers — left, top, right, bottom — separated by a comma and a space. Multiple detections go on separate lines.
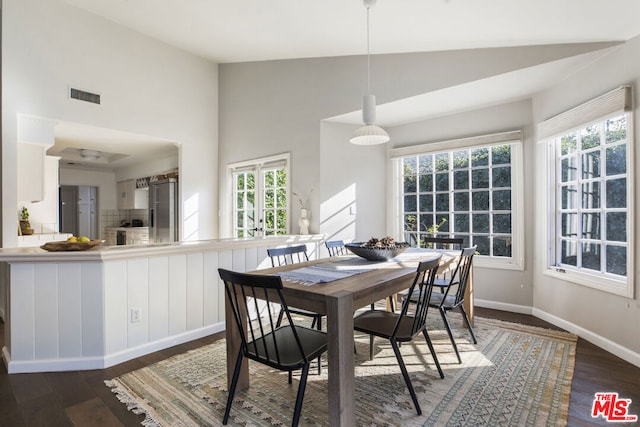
320, 184, 356, 243
183, 193, 199, 241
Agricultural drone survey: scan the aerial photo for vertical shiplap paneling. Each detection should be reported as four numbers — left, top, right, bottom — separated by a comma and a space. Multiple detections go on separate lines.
244, 246, 258, 272
186, 253, 204, 330
168, 254, 188, 335
57, 263, 83, 358
256, 246, 271, 270
148, 256, 170, 341
232, 248, 247, 272
217, 250, 233, 323
202, 251, 219, 326
102, 261, 127, 355
82, 262, 105, 357
127, 258, 150, 348
34, 264, 59, 359
10, 264, 35, 360
0, 263, 8, 321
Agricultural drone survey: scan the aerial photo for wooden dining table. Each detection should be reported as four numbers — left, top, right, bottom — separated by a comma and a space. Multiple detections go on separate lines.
224, 249, 470, 426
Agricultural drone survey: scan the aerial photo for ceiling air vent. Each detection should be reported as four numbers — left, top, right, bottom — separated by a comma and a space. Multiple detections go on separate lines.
69, 87, 101, 105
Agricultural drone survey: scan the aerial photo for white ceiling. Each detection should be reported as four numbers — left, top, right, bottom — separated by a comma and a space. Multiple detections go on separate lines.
62, 0, 640, 63
50, 121, 179, 171
56, 0, 640, 169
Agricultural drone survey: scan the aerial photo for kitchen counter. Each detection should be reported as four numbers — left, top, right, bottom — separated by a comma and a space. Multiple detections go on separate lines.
0, 234, 325, 373
16, 233, 73, 248
106, 226, 149, 231
104, 226, 149, 246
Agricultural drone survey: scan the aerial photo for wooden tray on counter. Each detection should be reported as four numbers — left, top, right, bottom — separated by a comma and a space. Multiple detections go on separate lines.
40, 240, 104, 252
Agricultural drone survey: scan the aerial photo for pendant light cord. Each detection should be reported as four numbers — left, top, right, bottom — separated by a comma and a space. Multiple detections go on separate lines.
367, 5, 371, 95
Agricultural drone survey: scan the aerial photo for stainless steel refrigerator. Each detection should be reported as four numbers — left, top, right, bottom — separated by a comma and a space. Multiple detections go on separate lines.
148, 178, 178, 243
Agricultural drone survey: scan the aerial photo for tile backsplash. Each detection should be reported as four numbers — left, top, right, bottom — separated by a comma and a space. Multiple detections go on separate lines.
100, 209, 148, 238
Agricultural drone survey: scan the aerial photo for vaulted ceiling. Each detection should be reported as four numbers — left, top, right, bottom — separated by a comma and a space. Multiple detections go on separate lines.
63, 0, 640, 63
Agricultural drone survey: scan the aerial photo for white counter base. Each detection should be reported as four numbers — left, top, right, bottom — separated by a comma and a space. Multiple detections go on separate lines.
0, 235, 324, 373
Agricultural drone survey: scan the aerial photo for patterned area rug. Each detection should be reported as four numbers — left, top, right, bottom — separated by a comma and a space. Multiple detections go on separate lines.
106, 315, 577, 426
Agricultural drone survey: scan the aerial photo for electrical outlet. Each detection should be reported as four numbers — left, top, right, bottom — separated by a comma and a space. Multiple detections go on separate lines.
131, 307, 141, 323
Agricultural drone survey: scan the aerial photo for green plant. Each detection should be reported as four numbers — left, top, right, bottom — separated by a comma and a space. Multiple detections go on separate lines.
427, 217, 447, 234
20, 206, 29, 221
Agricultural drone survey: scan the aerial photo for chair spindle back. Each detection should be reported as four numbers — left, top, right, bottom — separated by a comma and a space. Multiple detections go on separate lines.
393, 255, 441, 339
267, 244, 309, 267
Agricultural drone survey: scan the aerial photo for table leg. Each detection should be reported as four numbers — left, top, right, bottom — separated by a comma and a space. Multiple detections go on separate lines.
326, 290, 355, 426
225, 290, 249, 389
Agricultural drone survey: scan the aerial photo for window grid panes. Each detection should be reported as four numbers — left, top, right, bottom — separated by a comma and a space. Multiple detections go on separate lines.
262, 167, 288, 236
555, 114, 628, 278
232, 160, 289, 238
402, 144, 513, 258
233, 171, 256, 238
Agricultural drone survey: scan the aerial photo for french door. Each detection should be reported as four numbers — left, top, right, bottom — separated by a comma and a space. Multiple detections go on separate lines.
232, 157, 289, 238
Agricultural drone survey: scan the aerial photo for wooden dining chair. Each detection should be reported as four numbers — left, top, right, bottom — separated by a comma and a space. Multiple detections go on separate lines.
267, 244, 323, 374
353, 256, 444, 416
218, 268, 328, 427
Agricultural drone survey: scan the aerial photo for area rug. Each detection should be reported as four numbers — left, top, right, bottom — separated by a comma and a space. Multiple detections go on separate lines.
105, 315, 577, 426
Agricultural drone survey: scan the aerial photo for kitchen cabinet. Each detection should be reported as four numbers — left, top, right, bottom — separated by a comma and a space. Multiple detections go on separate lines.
117, 180, 148, 210
127, 228, 149, 245
104, 227, 148, 246
17, 143, 46, 202
104, 229, 117, 246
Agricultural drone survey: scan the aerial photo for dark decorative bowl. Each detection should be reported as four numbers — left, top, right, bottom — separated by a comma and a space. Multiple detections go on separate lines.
345, 242, 409, 261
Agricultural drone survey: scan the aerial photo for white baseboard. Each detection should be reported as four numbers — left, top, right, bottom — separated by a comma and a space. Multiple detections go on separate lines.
4, 322, 225, 374
474, 299, 533, 315
532, 308, 640, 369
103, 323, 225, 368
473, 300, 640, 369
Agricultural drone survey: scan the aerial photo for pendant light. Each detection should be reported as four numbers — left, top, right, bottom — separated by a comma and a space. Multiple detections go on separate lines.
350, 0, 390, 145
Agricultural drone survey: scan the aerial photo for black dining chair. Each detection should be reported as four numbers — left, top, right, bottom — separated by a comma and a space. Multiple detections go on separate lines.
267, 244, 323, 374
419, 236, 464, 291
420, 236, 464, 251
218, 268, 328, 427
325, 240, 348, 256
325, 239, 397, 355
406, 246, 477, 364
268, 244, 310, 267
353, 256, 444, 416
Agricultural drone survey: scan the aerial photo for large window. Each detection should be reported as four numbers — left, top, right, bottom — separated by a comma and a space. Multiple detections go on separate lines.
390, 131, 524, 270
229, 154, 290, 238
540, 86, 634, 297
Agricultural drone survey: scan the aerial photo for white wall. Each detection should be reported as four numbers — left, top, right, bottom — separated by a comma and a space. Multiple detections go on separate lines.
2, 0, 219, 248
59, 168, 117, 211
386, 100, 536, 309
219, 40, 640, 365
218, 44, 605, 239
532, 37, 640, 359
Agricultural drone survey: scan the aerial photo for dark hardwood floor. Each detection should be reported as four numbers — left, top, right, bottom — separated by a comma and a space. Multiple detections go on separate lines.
1, 308, 638, 426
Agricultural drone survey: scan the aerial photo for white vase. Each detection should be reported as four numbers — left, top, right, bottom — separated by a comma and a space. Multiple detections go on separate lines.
299, 209, 310, 235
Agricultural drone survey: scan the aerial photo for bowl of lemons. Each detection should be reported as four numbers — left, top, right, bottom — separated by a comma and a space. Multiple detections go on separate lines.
41, 236, 104, 252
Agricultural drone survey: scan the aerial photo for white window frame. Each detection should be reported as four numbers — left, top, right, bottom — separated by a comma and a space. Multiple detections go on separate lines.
388, 131, 525, 271
538, 86, 634, 298
228, 153, 291, 238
